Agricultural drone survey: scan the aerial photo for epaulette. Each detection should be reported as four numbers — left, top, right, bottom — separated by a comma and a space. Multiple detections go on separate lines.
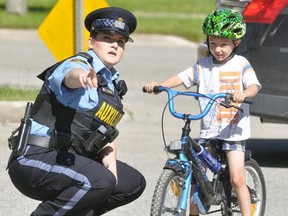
37, 52, 93, 81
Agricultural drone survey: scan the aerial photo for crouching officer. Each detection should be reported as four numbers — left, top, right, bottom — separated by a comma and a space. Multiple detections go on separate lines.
7, 7, 146, 216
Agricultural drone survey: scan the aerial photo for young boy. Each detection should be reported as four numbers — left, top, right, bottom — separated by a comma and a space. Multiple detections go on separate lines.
144, 9, 261, 216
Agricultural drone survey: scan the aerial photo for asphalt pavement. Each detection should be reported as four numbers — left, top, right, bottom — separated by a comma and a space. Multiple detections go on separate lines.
1, 29, 288, 216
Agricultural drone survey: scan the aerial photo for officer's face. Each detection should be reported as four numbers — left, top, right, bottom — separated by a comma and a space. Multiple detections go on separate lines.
88, 32, 126, 69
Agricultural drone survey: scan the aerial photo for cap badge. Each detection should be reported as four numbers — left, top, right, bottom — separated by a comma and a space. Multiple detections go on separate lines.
114, 18, 125, 30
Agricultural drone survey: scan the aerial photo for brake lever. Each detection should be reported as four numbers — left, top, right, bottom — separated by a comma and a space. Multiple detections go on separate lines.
219, 102, 244, 112
219, 93, 233, 108
230, 104, 244, 112
220, 93, 244, 112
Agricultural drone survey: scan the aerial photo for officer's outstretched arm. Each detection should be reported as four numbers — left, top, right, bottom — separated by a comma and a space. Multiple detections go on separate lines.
64, 68, 98, 90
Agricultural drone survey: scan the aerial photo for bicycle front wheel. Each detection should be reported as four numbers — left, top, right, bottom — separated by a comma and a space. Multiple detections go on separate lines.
150, 169, 186, 216
245, 158, 266, 216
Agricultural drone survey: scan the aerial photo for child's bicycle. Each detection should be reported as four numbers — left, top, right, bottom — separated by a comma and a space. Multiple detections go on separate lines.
143, 86, 266, 216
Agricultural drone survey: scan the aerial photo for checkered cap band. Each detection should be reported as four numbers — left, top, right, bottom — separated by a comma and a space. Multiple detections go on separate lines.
92, 18, 130, 35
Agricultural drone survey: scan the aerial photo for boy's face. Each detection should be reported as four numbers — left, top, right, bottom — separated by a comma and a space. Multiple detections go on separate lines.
208, 36, 240, 63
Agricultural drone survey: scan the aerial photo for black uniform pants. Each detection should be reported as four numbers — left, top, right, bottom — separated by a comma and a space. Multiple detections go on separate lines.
8, 146, 146, 216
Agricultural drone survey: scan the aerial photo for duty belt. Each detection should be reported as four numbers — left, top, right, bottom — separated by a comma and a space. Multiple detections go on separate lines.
11, 135, 51, 149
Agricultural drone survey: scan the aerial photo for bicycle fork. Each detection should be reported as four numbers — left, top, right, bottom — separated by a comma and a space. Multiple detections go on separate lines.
164, 118, 224, 215
163, 157, 191, 216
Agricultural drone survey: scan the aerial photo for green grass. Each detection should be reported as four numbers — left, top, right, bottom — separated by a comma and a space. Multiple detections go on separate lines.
0, 0, 215, 41
0, 87, 38, 101
107, 0, 215, 41
0, 0, 215, 100
107, 0, 214, 13
136, 15, 205, 42
0, 0, 57, 28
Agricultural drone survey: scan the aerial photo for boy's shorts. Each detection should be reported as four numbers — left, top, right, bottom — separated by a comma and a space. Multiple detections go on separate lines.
198, 138, 246, 152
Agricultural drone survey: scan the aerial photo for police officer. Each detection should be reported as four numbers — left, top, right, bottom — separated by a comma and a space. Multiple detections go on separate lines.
7, 7, 146, 216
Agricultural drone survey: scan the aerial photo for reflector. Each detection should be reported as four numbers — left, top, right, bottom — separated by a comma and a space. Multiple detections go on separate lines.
243, 0, 288, 23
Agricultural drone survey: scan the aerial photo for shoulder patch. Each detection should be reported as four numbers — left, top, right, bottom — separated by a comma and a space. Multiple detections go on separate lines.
69, 58, 88, 65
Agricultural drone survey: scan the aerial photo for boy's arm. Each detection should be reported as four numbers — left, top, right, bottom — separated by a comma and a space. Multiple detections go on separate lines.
160, 75, 183, 88
144, 75, 183, 93
244, 84, 260, 98
233, 84, 260, 103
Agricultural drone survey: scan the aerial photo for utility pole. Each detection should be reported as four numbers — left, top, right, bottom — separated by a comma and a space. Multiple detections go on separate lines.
74, 0, 84, 53
6, 0, 27, 15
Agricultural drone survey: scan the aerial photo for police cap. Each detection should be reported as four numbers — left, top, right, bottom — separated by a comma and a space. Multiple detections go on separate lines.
84, 7, 137, 42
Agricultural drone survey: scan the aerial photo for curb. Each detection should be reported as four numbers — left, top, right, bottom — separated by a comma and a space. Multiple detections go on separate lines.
0, 101, 28, 123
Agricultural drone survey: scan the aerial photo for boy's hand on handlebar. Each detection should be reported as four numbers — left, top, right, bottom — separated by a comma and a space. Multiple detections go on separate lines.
232, 90, 248, 103
143, 81, 159, 94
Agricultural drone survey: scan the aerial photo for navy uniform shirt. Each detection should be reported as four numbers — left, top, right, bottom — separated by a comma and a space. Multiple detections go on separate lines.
31, 50, 120, 137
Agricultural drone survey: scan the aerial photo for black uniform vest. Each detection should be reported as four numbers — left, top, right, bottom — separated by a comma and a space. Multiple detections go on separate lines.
31, 52, 125, 157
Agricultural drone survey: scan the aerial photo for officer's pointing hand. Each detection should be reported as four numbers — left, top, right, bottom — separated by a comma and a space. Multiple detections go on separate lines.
81, 68, 98, 90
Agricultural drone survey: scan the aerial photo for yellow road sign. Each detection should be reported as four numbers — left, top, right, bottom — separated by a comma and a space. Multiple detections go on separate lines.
38, 0, 109, 61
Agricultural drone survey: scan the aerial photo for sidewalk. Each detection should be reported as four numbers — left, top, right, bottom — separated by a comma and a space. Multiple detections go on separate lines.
0, 28, 197, 123
1, 29, 288, 216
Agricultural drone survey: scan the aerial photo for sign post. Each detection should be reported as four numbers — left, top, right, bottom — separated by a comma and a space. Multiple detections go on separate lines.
74, 0, 83, 54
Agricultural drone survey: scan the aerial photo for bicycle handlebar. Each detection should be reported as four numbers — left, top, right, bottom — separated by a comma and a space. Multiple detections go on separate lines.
142, 86, 253, 120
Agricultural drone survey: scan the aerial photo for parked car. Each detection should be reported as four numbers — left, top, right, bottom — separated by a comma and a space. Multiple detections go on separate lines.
198, 0, 288, 123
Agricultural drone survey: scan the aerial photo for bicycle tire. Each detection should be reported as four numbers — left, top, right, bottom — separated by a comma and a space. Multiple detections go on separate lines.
150, 169, 186, 216
224, 158, 266, 216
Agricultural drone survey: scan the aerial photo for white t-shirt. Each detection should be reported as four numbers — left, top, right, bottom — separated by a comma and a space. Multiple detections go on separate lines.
178, 55, 261, 141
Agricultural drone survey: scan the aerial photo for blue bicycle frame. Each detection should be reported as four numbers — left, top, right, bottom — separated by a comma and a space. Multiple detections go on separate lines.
156, 86, 230, 214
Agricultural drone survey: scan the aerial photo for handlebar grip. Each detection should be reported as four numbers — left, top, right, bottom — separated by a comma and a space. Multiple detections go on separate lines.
142, 86, 147, 93
243, 98, 253, 105
153, 86, 162, 92
226, 93, 253, 105
142, 86, 162, 93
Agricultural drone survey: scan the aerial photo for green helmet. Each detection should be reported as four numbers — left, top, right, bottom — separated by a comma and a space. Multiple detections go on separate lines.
202, 9, 246, 39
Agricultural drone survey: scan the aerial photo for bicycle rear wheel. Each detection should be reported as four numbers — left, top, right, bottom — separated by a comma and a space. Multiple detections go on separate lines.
226, 158, 266, 216
150, 169, 186, 216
